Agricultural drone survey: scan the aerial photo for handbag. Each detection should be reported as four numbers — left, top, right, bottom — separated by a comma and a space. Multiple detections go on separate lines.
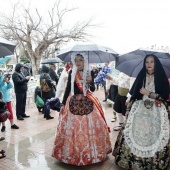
46, 98, 61, 112
0, 111, 9, 122
36, 95, 44, 107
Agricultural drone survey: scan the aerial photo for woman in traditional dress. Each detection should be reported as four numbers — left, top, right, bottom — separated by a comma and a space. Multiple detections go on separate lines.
113, 54, 170, 170
52, 53, 112, 166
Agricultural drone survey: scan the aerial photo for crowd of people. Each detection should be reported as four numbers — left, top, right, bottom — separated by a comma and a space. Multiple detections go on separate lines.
0, 54, 169, 170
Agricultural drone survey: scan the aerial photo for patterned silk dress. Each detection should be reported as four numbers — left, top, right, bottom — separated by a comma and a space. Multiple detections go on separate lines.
52, 71, 112, 166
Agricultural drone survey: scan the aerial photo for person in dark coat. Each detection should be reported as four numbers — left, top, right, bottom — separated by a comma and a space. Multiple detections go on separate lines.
40, 65, 56, 119
23, 64, 31, 77
92, 66, 98, 90
92, 66, 99, 78
49, 64, 59, 85
12, 63, 30, 120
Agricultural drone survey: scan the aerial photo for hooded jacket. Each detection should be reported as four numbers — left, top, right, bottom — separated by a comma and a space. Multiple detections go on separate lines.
0, 71, 13, 102
12, 63, 29, 93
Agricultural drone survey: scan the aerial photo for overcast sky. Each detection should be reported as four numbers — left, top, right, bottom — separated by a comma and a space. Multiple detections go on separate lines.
2, 0, 170, 54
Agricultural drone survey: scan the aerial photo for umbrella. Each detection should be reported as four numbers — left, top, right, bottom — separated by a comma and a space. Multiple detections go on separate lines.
116, 48, 170, 78
0, 45, 14, 58
0, 37, 16, 58
41, 57, 62, 64
57, 44, 118, 63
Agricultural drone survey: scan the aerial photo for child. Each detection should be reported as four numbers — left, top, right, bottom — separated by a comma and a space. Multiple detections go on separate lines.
0, 71, 19, 131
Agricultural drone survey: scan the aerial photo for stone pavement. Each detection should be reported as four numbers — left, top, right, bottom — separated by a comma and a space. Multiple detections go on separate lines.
0, 86, 124, 170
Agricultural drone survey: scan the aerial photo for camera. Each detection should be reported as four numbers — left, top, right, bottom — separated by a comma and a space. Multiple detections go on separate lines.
4, 74, 11, 81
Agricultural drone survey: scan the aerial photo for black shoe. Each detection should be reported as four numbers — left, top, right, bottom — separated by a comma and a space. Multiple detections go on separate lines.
46, 116, 54, 120
1, 126, 5, 132
11, 124, 19, 129
0, 137, 5, 141
22, 114, 30, 118
0, 153, 6, 159
0, 149, 5, 154
38, 108, 43, 112
17, 117, 24, 120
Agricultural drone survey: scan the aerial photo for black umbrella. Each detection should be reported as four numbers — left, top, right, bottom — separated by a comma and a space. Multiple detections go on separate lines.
57, 44, 118, 63
0, 37, 16, 58
41, 57, 62, 64
0, 45, 14, 58
116, 48, 170, 78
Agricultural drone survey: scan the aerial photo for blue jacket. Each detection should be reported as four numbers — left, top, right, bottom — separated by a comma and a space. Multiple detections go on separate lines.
0, 71, 13, 102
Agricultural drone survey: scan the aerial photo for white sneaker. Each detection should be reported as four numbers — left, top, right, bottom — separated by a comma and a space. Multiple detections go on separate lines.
111, 118, 116, 122
111, 112, 117, 122
113, 124, 123, 131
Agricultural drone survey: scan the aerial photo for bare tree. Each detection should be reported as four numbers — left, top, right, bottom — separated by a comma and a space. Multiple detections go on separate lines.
0, 0, 94, 75
150, 44, 170, 53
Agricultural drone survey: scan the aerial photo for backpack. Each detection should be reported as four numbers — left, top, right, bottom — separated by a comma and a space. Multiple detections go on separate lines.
41, 76, 51, 93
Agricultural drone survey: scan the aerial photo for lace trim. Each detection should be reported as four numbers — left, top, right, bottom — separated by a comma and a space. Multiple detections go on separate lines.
124, 100, 169, 158
71, 52, 89, 96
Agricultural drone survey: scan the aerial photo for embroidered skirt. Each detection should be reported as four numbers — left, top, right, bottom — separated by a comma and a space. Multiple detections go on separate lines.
52, 94, 112, 166
113, 100, 170, 170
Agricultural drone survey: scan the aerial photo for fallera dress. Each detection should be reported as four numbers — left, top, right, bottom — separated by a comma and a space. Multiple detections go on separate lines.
113, 75, 170, 170
52, 70, 112, 166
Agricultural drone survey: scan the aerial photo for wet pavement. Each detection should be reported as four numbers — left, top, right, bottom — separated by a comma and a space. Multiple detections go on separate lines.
0, 87, 124, 170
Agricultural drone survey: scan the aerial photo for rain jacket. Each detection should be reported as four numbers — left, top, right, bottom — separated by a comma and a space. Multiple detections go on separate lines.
0, 71, 13, 102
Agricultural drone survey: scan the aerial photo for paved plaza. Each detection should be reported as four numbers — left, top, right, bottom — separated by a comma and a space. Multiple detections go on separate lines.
0, 83, 124, 170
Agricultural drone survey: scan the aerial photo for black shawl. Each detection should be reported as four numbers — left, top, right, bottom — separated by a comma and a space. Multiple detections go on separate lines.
130, 54, 169, 101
